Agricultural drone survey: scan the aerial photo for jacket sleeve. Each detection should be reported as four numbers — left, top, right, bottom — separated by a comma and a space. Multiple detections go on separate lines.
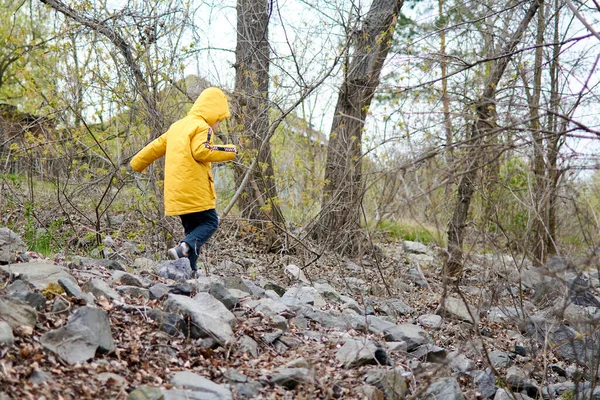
191, 126, 236, 163
130, 133, 167, 172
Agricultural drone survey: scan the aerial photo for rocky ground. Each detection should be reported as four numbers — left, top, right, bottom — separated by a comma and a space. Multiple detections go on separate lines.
1, 225, 600, 400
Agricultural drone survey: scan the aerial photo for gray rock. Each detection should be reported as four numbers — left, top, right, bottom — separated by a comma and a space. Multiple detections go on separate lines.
127, 384, 164, 400
82, 278, 121, 301
263, 282, 286, 297
448, 351, 475, 374
533, 278, 565, 307
340, 295, 363, 314
239, 335, 259, 358
156, 258, 193, 281
52, 299, 69, 314
0, 228, 27, 263
506, 366, 539, 398
281, 286, 326, 308
0, 262, 74, 290
28, 369, 53, 384
493, 388, 534, 400
149, 284, 170, 300
380, 299, 415, 317
525, 313, 597, 368
6, 280, 31, 294
170, 371, 233, 400
403, 240, 429, 254
210, 282, 239, 310
386, 341, 408, 353
223, 369, 248, 383
488, 350, 511, 368
284, 264, 309, 284
270, 315, 288, 331
0, 321, 14, 345
546, 256, 575, 275
168, 283, 194, 296
519, 267, 546, 289
6, 284, 46, 311
540, 382, 575, 399
580, 386, 600, 400
40, 323, 98, 364
117, 286, 150, 299
268, 368, 313, 389
343, 277, 367, 293
423, 377, 465, 400
364, 368, 409, 399
403, 267, 430, 288
487, 306, 524, 323
133, 258, 157, 271
313, 282, 341, 302
569, 275, 600, 308
97, 372, 127, 388
410, 344, 447, 363
417, 314, 443, 329
58, 277, 94, 304
285, 358, 309, 368
383, 324, 431, 351
222, 277, 265, 298
295, 306, 364, 331
0, 296, 37, 329
113, 271, 151, 288
243, 298, 290, 317
336, 338, 387, 368
262, 329, 283, 344
355, 385, 384, 400
146, 309, 187, 337
438, 297, 479, 324
68, 306, 115, 353
163, 293, 235, 345
473, 368, 496, 399
365, 315, 397, 335
555, 303, 600, 334
232, 382, 262, 399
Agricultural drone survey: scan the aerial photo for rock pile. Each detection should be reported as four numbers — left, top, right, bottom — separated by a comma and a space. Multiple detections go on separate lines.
0, 229, 599, 399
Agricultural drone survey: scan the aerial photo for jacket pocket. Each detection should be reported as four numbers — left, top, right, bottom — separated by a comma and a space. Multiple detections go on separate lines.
208, 171, 216, 199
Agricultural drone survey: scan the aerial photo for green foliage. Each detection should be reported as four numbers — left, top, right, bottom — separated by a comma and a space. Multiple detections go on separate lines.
23, 202, 71, 256
558, 389, 575, 400
376, 219, 444, 246
477, 157, 532, 238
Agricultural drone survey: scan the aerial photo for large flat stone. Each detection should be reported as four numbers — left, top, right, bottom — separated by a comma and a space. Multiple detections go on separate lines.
0, 262, 74, 290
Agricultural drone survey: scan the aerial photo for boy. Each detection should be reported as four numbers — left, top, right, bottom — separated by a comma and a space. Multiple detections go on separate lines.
130, 87, 237, 276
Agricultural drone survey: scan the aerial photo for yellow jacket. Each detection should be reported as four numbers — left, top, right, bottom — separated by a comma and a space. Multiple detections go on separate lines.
130, 87, 236, 216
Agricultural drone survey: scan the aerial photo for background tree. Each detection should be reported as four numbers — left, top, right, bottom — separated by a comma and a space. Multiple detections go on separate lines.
314, 0, 405, 256
445, 0, 540, 279
231, 0, 285, 232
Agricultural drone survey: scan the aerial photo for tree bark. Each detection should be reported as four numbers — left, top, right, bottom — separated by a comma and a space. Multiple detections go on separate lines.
446, 0, 541, 278
232, 0, 285, 229
531, 0, 548, 265
314, 0, 404, 255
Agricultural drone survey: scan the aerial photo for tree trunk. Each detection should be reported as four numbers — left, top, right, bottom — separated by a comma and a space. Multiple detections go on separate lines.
232, 0, 285, 229
439, 0, 453, 162
531, 0, 548, 266
314, 0, 404, 255
546, 0, 561, 256
446, 0, 541, 278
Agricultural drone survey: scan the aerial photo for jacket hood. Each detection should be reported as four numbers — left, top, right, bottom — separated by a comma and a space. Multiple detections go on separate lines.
188, 87, 231, 126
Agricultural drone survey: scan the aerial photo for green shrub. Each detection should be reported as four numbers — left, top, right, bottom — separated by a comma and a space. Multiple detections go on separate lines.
23, 202, 71, 256
376, 220, 444, 245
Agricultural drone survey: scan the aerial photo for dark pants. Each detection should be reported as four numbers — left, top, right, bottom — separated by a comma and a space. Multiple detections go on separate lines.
180, 209, 219, 271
